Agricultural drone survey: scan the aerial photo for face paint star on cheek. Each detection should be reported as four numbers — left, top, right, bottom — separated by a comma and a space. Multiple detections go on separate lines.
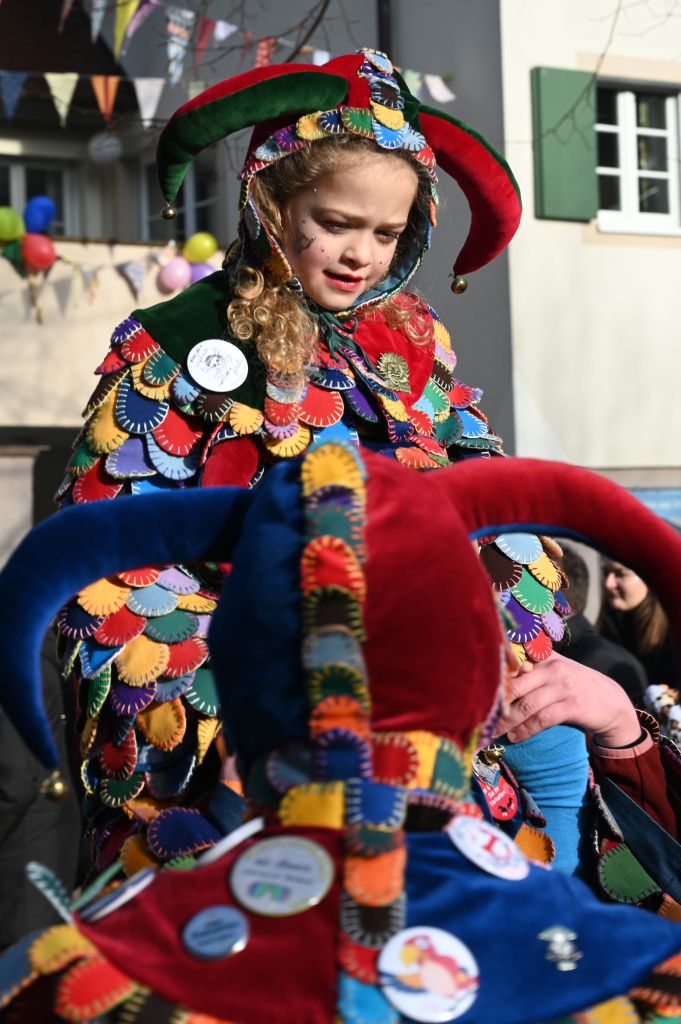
294, 234, 315, 253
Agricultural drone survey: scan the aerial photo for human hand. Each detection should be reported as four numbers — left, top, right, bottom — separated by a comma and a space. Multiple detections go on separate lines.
494, 651, 642, 748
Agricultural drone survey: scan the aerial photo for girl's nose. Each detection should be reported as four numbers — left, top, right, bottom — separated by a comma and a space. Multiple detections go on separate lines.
342, 233, 372, 267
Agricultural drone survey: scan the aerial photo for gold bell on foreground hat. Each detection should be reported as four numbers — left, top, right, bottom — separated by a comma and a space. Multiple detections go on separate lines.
2, 443, 681, 1022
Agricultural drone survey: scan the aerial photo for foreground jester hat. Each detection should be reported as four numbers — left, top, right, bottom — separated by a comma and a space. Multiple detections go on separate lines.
2, 446, 681, 1024
156, 48, 522, 279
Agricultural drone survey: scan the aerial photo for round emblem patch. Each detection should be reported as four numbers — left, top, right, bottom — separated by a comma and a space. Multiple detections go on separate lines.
181, 905, 249, 960
230, 836, 334, 917
378, 926, 479, 1022
187, 339, 249, 393
447, 814, 529, 881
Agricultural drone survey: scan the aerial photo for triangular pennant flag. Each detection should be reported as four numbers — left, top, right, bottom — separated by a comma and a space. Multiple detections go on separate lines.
166, 7, 196, 86
213, 20, 238, 44
423, 74, 456, 104
44, 72, 79, 127
91, 75, 120, 122
132, 77, 165, 128
117, 258, 146, 298
402, 70, 423, 101
312, 49, 330, 65
195, 16, 215, 70
0, 70, 28, 122
122, 0, 162, 55
71, 264, 83, 308
114, 0, 141, 59
81, 264, 100, 302
58, 0, 75, 32
253, 36, 277, 68
90, 0, 106, 42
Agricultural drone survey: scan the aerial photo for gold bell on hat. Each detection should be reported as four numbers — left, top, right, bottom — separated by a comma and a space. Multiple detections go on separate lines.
450, 275, 468, 294
161, 202, 178, 220
41, 770, 68, 801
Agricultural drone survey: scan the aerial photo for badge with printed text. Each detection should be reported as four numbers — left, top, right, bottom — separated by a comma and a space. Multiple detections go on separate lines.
230, 836, 334, 917
477, 775, 518, 820
447, 814, 529, 881
187, 339, 249, 393
378, 926, 479, 1022
181, 905, 249, 960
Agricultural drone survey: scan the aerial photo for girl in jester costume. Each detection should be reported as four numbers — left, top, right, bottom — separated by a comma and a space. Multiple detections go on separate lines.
2, 445, 681, 1022
55, 47, 678, 889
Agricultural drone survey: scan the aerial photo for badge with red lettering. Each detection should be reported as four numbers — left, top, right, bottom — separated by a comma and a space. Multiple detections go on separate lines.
476, 776, 518, 821
447, 814, 529, 881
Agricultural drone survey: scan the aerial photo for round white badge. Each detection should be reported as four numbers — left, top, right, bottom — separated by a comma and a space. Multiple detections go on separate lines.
378, 926, 479, 1022
181, 904, 249, 960
230, 836, 334, 917
186, 339, 249, 393
447, 814, 529, 882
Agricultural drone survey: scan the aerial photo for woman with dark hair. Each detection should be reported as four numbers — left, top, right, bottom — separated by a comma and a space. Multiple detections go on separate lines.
597, 559, 676, 692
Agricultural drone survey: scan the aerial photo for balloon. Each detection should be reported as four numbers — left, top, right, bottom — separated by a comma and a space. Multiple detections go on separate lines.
189, 261, 215, 285
183, 232, 218, 263
0, 206, 25, 242
23, 196, 56, 234
21, 233, 56, 273
87, 131, 123, 164
157, 256, 191, 293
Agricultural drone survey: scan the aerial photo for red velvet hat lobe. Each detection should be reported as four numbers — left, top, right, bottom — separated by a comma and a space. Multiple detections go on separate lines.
361, 452, 501, 750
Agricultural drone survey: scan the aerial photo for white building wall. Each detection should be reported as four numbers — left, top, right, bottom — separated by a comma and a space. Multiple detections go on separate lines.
500, 0, 681, 469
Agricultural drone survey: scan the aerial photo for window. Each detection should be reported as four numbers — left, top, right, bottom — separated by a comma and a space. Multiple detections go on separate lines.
142, 146, 220, 242
0, 159, 76, 236
596, 87, 680, 233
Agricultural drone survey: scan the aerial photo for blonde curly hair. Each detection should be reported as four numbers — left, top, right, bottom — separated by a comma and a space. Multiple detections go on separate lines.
227, 134, 434, 376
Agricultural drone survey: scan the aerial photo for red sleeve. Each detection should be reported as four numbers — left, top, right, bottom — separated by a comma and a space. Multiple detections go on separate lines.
591, 732, 679, 840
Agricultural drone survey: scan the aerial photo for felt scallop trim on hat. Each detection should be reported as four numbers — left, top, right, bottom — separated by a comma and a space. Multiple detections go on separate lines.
156, 48, 522, 285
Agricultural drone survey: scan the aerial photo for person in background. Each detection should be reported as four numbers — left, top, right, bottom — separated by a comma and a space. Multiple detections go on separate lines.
597, 557, 676, 693
557, 545, 646, 708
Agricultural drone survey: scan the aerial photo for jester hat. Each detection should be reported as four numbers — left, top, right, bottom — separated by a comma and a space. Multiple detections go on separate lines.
157, 48, 522, 301
2, 447, 681, 1024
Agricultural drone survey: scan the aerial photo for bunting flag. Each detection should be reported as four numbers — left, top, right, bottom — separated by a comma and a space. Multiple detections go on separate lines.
166, 7, 196, 86
122, 0, 163, 56
402, 70, 423, 100
185, 80, 207, 101
58, 0, 75, 32
44, 72, 79, 127
312, 49, 330, 65
89, 0, 106, 43
195, 16, 215, 70
114, 0, 141, 59
80, 264, 100, 302
117, 258, 146, 298
212, 20, 238, 44
0, 70, 28, 122
253, 36, 276, 68
132, 77, 165, 127
91, 75, 120, 122
423, 74, 456, 104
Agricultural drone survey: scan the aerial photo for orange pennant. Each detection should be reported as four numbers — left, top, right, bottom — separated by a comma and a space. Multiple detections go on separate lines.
91, 75, 120, 123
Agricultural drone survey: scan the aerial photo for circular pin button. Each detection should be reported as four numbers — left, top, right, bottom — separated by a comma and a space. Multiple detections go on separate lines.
181, 905, 249, 961
187, 339, 249, 393
230, 836, 334, 917
447, 814, 529, 881
378, 926, 479, 1022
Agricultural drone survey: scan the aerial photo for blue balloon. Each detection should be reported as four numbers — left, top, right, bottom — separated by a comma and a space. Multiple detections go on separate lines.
23, 195, 56, 234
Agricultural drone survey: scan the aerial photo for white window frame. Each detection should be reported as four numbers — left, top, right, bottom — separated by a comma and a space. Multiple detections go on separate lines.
597, 88, 681, 236
0, 158, 78, 236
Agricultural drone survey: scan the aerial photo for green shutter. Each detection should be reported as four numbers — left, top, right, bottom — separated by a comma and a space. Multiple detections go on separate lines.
531, 67, 598, 221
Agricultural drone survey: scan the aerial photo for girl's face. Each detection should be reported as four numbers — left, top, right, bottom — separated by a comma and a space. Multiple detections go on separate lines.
602, 559, 649, 612
282, 153, 418, 311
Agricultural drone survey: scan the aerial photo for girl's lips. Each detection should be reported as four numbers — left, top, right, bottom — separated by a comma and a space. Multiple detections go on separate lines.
323, 270, 364, 291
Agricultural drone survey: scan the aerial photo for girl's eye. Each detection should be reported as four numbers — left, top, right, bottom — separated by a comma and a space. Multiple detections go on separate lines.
324, 221, 348, 231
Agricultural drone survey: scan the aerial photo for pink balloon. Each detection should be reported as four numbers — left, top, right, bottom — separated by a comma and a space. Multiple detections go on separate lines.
21, 233, 56, 273
157, 256, 191, 293
189, 261, 215, 285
